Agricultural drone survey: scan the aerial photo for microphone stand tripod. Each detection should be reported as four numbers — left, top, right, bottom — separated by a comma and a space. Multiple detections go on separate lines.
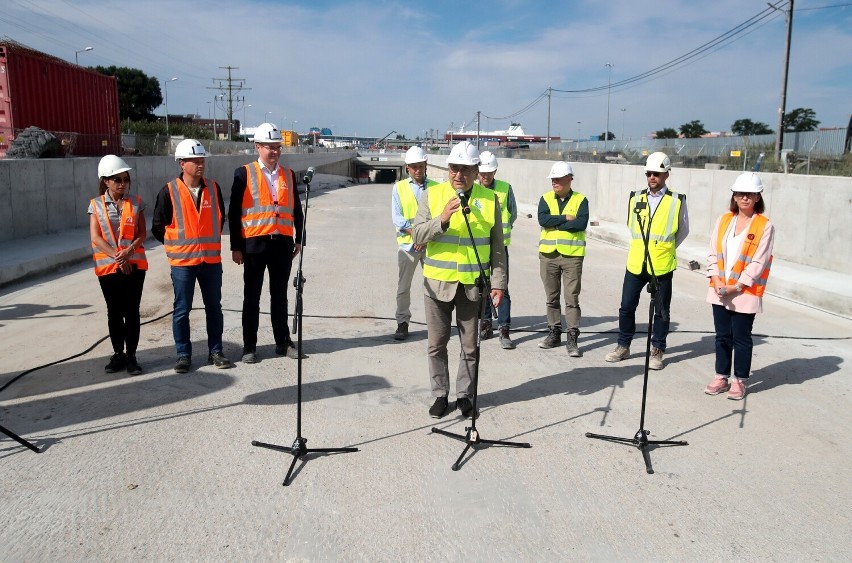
585, 198, 687, 474
431, 193, 531, 470
0, 423, 40, 453
251, 171, 358, 486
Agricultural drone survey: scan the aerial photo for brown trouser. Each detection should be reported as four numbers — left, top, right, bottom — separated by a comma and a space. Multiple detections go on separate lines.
424, 284, 480, 398
539, 252, 584, 333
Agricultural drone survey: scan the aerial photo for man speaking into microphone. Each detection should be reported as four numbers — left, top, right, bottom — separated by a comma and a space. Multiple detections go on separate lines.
412, 141, 506, 419
229, 123, 304, 363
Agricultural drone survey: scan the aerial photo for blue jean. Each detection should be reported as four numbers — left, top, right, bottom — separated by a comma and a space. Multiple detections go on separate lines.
617, 269, 673, 351
712, 304, 756, 379
482, 246, 511, 328
170, 262, 224, 358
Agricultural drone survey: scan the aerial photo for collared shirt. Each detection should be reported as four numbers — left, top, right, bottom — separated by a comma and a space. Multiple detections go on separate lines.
392, 176, 428, 252
87, 191, 147, 236
646, 185, 690, 247
258, 158, 280, 202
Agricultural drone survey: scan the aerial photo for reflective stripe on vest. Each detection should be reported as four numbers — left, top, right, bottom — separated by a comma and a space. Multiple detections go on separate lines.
241, 162, 295, 238
91, 194, 148, 276
625, 190, 683, 275
710, 212, 773, 297
489, 180, 512, 246
396, 178, 437, 246
164, 179, 222, 266
423, 182, 495, 284
538, 190, 587, 256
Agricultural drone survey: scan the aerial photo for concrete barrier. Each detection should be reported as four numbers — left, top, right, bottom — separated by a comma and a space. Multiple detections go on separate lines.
0, 151, 355, 242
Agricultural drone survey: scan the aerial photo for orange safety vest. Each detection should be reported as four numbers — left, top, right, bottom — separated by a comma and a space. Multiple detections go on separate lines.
91, 194, 148, 276
163, 178, 222, 266
711, 212, 773, 297
240, 162, 295, 238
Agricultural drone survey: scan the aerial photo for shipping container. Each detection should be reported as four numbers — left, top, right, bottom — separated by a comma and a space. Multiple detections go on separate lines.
282, 130, 299, 146
0, 39, 120, 158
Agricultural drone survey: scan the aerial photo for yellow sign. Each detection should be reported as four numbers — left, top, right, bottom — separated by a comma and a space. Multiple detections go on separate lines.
102, 139, 109, 146
730, 150, 742, 157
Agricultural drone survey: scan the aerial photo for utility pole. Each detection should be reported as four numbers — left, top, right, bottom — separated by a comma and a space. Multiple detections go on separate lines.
772, 0, 794, 163
476, 111, 481, 150
207, 66, 251, 140
546, 87, 552, 154
605, 62, 613, 152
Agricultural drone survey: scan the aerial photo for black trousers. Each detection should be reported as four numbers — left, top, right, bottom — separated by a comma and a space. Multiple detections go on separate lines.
98, 268, 146, 355
242, 237, 294, 350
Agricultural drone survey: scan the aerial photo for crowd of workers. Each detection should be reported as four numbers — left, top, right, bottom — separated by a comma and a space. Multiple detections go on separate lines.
87, 132, 774, 420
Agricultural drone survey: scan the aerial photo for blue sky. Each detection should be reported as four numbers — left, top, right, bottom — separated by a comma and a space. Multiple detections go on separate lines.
3, 0, 850, 139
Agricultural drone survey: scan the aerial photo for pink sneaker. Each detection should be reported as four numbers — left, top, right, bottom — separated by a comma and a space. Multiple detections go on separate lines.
727, 378, 747, 400
704, 375, 730, 395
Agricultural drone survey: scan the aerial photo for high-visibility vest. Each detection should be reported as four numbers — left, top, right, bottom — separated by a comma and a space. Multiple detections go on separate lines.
710, 212, 773, 297
538, 190, 587, 256
163, 178, 222, 266
240, 162, 295, 239
423, 182, 496, 285
486, 179, 513, 246
395, 177, 437, 246
626, 189, 684, 275
91, 194, 148, 276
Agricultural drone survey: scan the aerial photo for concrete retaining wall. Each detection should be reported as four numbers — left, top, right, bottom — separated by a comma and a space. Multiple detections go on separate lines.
0, 151, 354, 242
428, 156, 852, 275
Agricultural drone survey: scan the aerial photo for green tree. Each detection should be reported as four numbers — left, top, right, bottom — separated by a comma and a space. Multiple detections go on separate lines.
598, 131, 615, 141
95, 66, 163, 121
731, 119, 773, 136
783, 108, 820, 132
655, 128, 678, 139
679, 120, 708, 138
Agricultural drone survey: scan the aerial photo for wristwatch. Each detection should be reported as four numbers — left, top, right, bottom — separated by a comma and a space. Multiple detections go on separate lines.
734, 284, 743, 293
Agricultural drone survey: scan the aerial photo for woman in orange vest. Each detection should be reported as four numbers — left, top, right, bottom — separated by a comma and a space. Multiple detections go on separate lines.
88, 155, 148, 375
704, 172, 774, 400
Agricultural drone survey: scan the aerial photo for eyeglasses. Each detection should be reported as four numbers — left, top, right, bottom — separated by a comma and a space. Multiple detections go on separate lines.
645, 171, 664, 178
259, 144, 282, 151
733, 192, 757, 199
448, 165, 477, 175
108, 176, 131, 184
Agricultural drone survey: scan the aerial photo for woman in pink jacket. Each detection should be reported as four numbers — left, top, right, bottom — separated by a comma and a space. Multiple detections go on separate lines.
704, 172, 774, 400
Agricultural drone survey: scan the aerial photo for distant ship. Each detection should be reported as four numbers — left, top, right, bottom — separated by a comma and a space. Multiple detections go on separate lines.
444, 122, 559, 147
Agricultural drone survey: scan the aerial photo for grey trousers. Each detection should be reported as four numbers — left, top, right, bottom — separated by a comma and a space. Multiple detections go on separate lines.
395, 247, 424, 324
539, 253, 584, 333
424, 284, 479, 398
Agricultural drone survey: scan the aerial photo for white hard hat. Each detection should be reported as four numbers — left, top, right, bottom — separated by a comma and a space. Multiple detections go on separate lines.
404, 146, 428, 164
447, 141, 480, 166
645, 151, 671, 172
98, 154, 132, 178
479, 151, 498, 173
174, 139, 208, 160
731, 172, 764, 193
253, 122, 283, 144
547, 161, 574, 179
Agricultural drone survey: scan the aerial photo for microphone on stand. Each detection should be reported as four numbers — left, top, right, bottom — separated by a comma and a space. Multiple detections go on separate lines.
302, 166, 316, 184
456, 188, 470, 214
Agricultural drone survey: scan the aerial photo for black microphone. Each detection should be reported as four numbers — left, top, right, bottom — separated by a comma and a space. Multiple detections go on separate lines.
302, 167, 316, 184
455, 188, 470, 213
634, 200, 647, 214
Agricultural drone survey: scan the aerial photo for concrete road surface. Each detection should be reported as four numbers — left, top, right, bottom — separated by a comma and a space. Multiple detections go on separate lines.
1, 176, 850, 561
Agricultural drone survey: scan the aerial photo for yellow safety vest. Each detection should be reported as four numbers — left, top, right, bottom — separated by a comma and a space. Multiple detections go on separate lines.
423, 182, 496, 285
395, 177, 437, 246
487, 179, 513, 246
626, 189, 683, 275
538, 190, 587, 256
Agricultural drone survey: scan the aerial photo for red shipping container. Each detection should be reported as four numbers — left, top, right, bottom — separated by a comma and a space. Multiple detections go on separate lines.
0, 39, 120, 157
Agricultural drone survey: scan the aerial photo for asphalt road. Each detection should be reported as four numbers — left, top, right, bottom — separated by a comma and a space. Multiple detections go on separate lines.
1, 176, 851, 561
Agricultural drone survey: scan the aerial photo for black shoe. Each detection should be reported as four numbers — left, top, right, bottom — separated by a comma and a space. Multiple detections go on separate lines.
538, 326, 562, 349
241, 348, 257, 364
393, 322, 409, 341
479, 320, 493, 340
429, 396, 450, 418
125, 355, 142, 375
105, 353, 126, 373
565, 331, 582, 357
208, 351, 232, 369
457, 397, 478, 419
174, 356, 191, 374
277, 341, 305, 359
